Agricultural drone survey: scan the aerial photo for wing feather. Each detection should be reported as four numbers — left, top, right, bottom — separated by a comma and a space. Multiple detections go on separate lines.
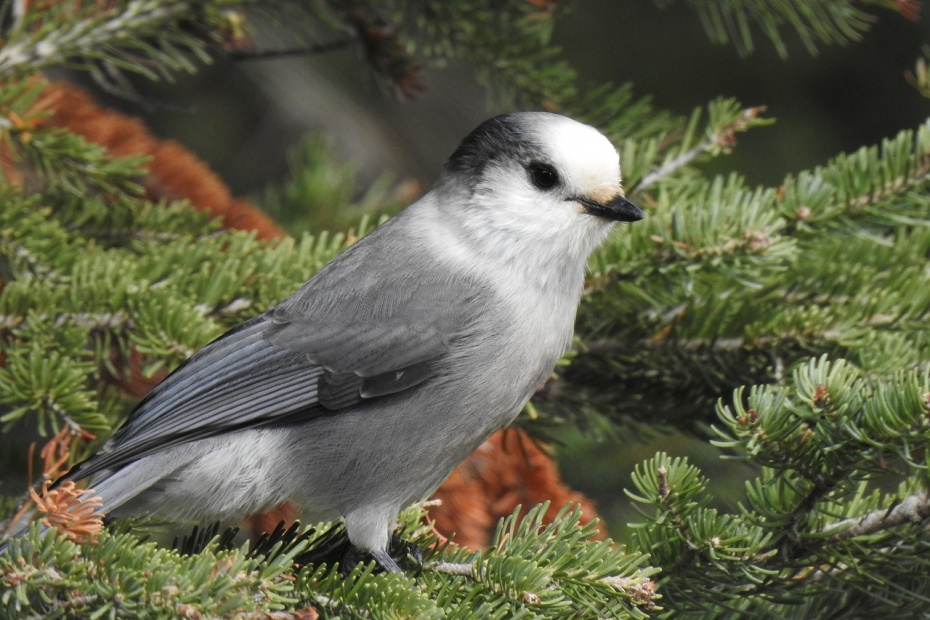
67, 316, 325, 481
64, 215, 492, 482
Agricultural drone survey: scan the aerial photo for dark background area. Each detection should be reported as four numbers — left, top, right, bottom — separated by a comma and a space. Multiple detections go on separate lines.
104, 1, 930, 194
67, 1, 930, 537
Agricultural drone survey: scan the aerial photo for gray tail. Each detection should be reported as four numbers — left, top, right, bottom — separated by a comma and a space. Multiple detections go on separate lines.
1, 456, 186, 554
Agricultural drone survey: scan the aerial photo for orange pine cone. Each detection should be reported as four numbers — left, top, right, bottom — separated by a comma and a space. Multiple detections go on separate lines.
29, 481, 105, 544
34, 81, 285, 241
429, 429, 602, 548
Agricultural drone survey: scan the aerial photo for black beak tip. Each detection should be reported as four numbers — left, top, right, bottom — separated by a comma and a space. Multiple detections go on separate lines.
611, 195, 644, 223
580, 195, 644, 223
626, 205, 645, 222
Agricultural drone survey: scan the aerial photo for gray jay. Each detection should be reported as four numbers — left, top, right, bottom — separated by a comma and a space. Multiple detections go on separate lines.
10, 112, 643, 570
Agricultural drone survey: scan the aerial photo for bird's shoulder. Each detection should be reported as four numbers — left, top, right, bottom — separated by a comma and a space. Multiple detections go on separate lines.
270, 209, 495, 345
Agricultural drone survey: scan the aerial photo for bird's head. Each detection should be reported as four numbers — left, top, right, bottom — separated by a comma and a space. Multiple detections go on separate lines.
436, 112, 643, 261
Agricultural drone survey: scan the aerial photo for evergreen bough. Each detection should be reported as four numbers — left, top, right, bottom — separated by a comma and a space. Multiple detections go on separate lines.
1, 0, 929, 617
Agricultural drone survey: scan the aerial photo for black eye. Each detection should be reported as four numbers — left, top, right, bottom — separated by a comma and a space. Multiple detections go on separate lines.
528, 162, 559, 190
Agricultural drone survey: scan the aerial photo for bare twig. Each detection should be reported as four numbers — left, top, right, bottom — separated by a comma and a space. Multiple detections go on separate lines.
428, 561, 476, 577
227, 38, 356, 61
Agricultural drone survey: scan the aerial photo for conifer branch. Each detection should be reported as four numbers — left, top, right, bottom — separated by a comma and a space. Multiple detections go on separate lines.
2, 1, 930, 616
585, 333, 835, 357
428, 560, 475, 576
0, 0, 209, 80
684, 0, 878, 57
821, 488, 930, 541
845, 145, 930, 212
4, 244, 59, 280
428, 555, 657, 610
654, 466, 701, 574
0, 312, 132, 335
794, 489, 930, 585
632, 105, 767, 193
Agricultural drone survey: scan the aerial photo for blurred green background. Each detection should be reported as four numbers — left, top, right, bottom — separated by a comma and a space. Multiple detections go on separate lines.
60, 1, 930, 538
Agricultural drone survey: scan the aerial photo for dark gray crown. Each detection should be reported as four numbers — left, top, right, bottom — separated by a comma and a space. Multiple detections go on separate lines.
444, 113, 550, 180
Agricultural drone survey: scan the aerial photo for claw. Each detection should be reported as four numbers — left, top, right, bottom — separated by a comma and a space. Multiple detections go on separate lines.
370, 548, 403, 573
339, 536, 423, 575
390, 533, 424, 576
340, 543, 402, 574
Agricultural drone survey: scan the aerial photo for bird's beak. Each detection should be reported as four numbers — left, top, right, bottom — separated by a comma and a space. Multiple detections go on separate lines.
576, 194, 644, 223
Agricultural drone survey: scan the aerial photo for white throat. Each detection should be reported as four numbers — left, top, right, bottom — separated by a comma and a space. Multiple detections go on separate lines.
414, 186, 613, 296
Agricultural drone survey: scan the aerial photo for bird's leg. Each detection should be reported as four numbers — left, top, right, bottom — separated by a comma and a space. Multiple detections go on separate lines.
390, 532, 423, 576
340, 543, 402, 574
370, 548, 403, 573
339, 534, 423, 575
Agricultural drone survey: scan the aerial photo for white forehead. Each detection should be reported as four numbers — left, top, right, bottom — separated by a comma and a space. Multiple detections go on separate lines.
533, 115, 621, 188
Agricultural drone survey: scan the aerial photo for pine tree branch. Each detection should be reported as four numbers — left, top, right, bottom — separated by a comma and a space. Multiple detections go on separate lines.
821, 488, 930, 542
845, 145, 930, 213
23, 594, 100, 620
5, 244, 59, 280
1, 300, 250, 337
428, 560, 475, 576
631, 106, 766, 193
632, 140, 714, 194
655, 465, 701, 574
584, 332, 843, 356
0, 312, 131, 334
309, 593, 339, 612
227, 37, 357, 60
684, 0, 877, 57
0, 0, 207, 80
427, 557, 658, 609
794, 490, 930, 585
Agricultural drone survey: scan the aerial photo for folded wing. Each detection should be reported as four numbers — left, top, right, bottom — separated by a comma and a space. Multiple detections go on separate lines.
64, 221, 490, 483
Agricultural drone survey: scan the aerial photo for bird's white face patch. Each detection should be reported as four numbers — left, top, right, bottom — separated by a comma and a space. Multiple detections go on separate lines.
429, 112, 629, 273
536, 116, 622, 196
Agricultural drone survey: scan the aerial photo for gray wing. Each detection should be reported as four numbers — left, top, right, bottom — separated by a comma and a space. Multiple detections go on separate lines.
64, 219, 489, 482
265, 212, 489, 407
267, 269, 484, 408
63, 315, 325, 482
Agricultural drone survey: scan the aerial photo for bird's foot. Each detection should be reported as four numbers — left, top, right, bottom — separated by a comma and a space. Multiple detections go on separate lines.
370, 548, 403, 573
390, 532, 423, 576
339, 535, 423, 575
341, 544, 399, 574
